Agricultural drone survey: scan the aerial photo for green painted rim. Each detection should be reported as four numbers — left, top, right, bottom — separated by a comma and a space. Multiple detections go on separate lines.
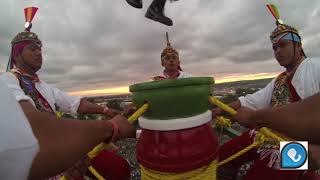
129, 77, 214, 92
129, 77, 215, 120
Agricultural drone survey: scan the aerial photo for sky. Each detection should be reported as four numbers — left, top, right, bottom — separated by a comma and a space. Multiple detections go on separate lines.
1, 0, 320, 96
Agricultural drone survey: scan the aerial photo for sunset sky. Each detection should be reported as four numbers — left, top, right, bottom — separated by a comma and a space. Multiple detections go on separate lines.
69, 72, 279, 96
1, 0, 319, 96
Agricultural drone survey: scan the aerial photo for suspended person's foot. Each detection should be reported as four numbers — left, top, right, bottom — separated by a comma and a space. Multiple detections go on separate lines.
126, 0, 142, 8
145, 4, 173, 26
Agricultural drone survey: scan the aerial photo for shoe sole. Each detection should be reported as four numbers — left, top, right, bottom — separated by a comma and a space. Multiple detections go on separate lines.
126, 0, 142, 8
145, 13, 173, 26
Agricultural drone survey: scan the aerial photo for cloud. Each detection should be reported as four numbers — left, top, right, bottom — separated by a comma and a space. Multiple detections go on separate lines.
0, 0, 319, 92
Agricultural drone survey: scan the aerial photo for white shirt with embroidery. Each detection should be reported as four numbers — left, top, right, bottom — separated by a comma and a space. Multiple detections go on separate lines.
0, 72, 82, 113
238, 57, 320, 169
239, 57, 320, 109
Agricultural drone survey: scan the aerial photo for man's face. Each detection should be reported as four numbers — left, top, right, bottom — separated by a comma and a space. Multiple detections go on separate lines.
161, 52, 180, 71
272, 39, 301, 67
17, 43, 43, 72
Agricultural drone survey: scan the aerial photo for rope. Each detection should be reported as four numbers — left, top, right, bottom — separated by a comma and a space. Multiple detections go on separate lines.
88, 103, 149, 158
260, 127, 287, 142
88, 166, 105, 180
217, 133, 266, 167
208, 96, 285, 142
59, 176, 68, 180
87, 143, 108, 159
128, 103, 149, 123
215, 116, 232, 128
140, 160, 218, 180
60, 103, 149, 180
209, 96, 237, 115
208, 95, 291, 170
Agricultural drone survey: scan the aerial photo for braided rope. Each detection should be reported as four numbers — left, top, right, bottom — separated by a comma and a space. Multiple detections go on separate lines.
209, 96, 285, 142
209, 96, 237, 115
88, 166, 105, 180
60, 103, 149, 180
140, 160, 218, 180
208, 96, 290, 170
128, 103, 149, 123
215, 116, 232, 128
260, 127, 287, 142
217, 133, 266, 167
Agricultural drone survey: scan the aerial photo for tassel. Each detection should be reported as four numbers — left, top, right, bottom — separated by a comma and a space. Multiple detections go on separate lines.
166, 32, 171, 46
24, 7, 38, 23
268, 150, 280, 169
266, 3, 284, 25
24, 7, 38, 31
6, 57, 12, 72
266, 4, 280, 20
249, 129, 257, 140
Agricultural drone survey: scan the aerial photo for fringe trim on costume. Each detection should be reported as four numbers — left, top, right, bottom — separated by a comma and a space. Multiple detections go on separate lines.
46, 174, 63, 180
249, 129, 257, 140
250, 128, 281, 170
257, 146, 280, 169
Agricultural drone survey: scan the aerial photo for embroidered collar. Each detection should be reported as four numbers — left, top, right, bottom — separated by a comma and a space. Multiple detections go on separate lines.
11, 68, 40, 83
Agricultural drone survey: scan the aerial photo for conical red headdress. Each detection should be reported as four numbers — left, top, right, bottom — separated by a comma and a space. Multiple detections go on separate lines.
7, 7, 41, 71
24, 7, 38, 31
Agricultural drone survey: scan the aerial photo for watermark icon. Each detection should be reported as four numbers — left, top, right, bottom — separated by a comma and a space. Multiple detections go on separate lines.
280, 141, 308, 170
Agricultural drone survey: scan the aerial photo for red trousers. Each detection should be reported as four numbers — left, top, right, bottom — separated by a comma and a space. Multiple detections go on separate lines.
91, 150, 131, 180
218, 130, 319, 180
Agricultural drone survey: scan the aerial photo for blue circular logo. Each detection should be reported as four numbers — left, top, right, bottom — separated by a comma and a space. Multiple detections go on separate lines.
281, 142, 307, 169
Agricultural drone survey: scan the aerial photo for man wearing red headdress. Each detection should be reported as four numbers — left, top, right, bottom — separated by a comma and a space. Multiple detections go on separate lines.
152, 32, 192, 81
135, 33, 219, 179
213, 5, 320, 180
0, 7, 132, 180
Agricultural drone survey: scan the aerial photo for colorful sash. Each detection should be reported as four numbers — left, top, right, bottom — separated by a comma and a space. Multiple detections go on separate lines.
11, 69, 54, 113
271, 72, 294, 107
256, 71, 301, 169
